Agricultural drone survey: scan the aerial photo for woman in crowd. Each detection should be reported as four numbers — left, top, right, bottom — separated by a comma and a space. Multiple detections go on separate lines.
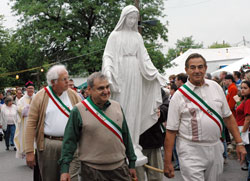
236, 80, 250, 180
0, 96, 19, 151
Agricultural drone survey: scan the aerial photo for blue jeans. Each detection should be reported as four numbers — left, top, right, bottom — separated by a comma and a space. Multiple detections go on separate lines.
173, 138, 179, 167
245, 144, 250, 180
223, 140, 228, 159
4, 124, 16, 148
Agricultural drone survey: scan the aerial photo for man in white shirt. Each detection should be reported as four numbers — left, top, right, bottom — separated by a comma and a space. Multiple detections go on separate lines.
164, 53, 246, 181
25, 65, 81, 181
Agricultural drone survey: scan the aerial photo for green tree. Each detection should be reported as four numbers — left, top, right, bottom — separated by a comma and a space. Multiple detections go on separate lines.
209, 42, 231, 48
9, 0, 168, 76
166, 36, 203, 64
0, 13, 47, 89
0, 15, 17, 89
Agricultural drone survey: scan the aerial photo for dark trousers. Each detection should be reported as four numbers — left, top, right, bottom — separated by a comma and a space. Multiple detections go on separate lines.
80, 162, 131, 181
245, 135, 250, 180
4, 124, 16, 148
33, 150, 42, 181
225, 127, 231, 144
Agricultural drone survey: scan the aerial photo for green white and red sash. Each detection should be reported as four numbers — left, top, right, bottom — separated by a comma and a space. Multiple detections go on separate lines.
44, 86, 70, 118
179, 84, 225, 139
82, 97, 124, 144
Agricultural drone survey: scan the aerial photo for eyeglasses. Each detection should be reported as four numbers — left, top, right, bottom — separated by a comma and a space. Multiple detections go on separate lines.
57, 77, 69, 82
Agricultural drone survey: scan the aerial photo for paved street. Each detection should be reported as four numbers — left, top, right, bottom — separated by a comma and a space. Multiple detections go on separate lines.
0, 140, 248, 181
0, 140, 32, 181
163, 159, 248, 181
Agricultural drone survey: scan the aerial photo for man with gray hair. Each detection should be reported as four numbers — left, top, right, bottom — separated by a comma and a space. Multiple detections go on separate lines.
59, 72, 137, 181
25, 64, 81, 181
164, 53, 246, 181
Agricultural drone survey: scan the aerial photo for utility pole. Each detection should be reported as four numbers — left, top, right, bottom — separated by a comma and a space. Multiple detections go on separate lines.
243, 36, 246, 46
134, 0, 142, 34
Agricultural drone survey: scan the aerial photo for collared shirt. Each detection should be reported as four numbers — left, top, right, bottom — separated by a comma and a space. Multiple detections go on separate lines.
236, 99, 250, 126
44, 91, 73, 136
167, 79, 231, 145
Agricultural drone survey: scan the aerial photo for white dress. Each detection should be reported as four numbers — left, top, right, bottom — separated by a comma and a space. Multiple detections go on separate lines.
102, 30, 165, 144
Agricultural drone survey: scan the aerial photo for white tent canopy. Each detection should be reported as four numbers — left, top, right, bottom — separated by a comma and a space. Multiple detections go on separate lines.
211, 55, 250, 76
163, 46, 250, 82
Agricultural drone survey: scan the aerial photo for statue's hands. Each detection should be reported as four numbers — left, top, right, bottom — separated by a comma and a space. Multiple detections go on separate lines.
157, 108, 160, 118
106, 71, 112, 82
106, 71, 114, 91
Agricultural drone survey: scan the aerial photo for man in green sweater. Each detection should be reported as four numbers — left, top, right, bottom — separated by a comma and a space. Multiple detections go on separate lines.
59, 72, 137, 181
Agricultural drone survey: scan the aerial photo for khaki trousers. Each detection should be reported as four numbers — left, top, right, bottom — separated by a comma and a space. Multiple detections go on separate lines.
177, 137, 224, 181
136, 148, 163, 181
38, 138, 80, 181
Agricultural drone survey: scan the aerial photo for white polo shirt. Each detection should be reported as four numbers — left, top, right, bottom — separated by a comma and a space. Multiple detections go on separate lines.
167, 79, 231, 145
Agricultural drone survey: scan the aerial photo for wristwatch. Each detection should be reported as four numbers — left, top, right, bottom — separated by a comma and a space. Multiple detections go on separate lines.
236, 142, 244, 146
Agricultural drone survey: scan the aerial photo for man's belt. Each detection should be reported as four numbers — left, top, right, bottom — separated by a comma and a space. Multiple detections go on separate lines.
44, 135, 63, 141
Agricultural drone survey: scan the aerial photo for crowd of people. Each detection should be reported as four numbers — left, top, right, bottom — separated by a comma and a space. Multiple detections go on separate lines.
0, 58, 249, 181
0, 82, 35, 154
0, 55, 249, 181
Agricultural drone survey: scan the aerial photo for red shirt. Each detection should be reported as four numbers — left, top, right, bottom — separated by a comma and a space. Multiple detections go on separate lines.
226, 83, 238, 117
236, 99, 250, 126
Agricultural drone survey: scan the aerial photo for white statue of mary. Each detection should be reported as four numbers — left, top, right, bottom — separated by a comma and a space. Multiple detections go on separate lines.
102, 5, 166, 166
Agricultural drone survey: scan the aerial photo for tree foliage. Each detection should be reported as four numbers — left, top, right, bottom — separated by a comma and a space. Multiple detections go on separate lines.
209, 42, 231, 49
0, 16, 17, 89
166, 36, 203, 64
8, 0, 168, 79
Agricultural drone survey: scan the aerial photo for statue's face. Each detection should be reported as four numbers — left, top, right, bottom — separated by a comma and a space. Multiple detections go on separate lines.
125, 11, 138, 29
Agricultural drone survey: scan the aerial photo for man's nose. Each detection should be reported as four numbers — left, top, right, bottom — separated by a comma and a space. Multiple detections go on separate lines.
103, 88, 110, 93
194, 67, 200, 72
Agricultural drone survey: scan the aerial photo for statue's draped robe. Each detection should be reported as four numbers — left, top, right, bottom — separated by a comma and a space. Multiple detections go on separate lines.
102, 6, 165, 145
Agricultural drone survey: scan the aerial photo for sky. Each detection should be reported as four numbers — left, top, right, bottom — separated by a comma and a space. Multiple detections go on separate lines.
164, 0, 250, 49
1, 0, 250, 50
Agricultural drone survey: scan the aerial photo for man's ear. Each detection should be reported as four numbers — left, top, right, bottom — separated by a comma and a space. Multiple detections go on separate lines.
87, 86, 91, 92
51, 79, 56, 86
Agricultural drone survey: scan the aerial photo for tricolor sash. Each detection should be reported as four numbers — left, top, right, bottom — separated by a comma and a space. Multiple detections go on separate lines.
82, 97, 124, 143
179, 84, 225, 139
44, 86, 70, 118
